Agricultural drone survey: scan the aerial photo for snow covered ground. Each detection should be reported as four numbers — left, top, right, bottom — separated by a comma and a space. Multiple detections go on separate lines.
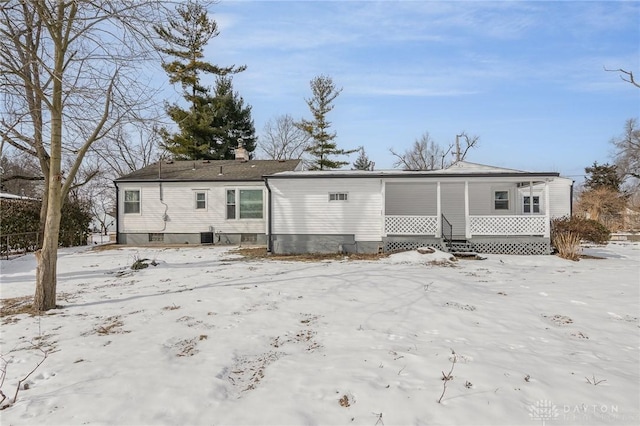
0, 243, 638, 426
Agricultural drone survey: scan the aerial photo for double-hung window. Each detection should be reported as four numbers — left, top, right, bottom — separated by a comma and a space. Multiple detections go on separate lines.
124, 190, 140, 214
195, 192, 207, 210
494, 190, 509, 210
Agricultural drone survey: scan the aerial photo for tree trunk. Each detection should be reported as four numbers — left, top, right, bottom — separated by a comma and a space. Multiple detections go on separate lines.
33, 188, 62, 311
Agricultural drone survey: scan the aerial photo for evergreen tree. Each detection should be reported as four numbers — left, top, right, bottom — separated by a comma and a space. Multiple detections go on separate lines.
584, 162, 622, 192
207, 76, 257, 159
154, 0, 247, 160
352, 147, 373, 170
297, 75, 356, 170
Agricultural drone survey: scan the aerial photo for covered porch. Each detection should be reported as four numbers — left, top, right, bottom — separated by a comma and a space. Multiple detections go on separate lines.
383, 179, 552, 254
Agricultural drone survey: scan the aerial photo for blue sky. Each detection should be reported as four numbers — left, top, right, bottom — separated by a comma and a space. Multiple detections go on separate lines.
167, 0, 639, 180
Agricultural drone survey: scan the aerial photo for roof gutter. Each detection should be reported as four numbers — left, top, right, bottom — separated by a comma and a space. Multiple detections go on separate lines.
263, 171, 562, 179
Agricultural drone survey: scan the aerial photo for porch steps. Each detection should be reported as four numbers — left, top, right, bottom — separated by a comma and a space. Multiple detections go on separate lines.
445, 240, 486, 259
445, 240, 475, 253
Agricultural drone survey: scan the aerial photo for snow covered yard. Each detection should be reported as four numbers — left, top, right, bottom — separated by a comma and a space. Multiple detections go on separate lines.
0, 243, 638, 426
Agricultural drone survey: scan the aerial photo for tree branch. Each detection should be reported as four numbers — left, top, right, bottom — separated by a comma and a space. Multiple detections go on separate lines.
604, 67, 640, 89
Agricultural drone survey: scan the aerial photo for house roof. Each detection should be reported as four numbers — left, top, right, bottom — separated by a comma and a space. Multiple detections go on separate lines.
438, 161, 529, 174
265, 161, 564, 180
0, 192, 39, 201
114, 159, 302, 183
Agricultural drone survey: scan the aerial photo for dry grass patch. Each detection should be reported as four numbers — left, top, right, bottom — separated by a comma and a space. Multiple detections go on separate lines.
0, 296, 34, 320
231, 247, 387, 262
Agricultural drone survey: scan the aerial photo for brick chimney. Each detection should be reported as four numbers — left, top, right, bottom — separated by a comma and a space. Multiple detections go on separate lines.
234, 140, 248, 161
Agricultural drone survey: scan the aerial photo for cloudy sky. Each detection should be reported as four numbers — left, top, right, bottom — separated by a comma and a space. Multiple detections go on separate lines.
162, 0, 639, 179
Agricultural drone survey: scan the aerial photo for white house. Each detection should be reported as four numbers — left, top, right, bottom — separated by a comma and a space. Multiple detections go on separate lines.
114, 157, 302, 245
264, 161, 574, 255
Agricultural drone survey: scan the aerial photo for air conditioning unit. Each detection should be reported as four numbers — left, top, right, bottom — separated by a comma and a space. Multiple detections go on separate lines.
200, 232, 214, 244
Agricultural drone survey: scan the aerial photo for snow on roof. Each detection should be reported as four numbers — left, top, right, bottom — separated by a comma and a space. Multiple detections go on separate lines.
0, 192, 39, 201
266, 161, 560, 178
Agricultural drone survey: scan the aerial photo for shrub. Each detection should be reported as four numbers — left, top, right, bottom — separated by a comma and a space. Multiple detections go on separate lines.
0, 197, 92, 252
551, 216, 610, 245
553, 232, 581, 261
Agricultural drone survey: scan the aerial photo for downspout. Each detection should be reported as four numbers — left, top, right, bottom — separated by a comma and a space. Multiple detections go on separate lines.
264, 177, 273, 253
158, 182, 168, 232
114, 181, 120, 244
570, 181, 574, 216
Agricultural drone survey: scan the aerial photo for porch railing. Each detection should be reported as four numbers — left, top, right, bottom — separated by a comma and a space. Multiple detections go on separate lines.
385, 214, 548, 238
385, 215, 438, 235
469, 215, 547, 236
441, 214, 452, 245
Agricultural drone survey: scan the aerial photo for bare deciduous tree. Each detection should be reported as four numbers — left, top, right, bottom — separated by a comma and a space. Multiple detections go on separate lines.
259, 114, 310, 161
611, 118, 640, 181
390, 131, 479, 171
0, 0, 167, 311
91, 124, 161, 178
453, 132, 480, 162
390, 133, 446, 170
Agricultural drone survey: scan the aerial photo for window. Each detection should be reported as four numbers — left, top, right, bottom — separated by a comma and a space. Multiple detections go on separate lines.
195, 192, 206, 209
329, 192, 348, 202
239, 190, 263, 219
148, 233, 164, 242
524, 196, 540, 213
124, 190, 140, 214
494, 190, 509, 210
226, 189, 236, 219
226, 189, 264, 219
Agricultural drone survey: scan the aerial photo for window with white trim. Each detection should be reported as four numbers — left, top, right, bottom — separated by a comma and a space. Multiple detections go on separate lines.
226, 189, 263, 219
524, 196, 540, 213
494, 190, 509, 210
124, 190, 140, 214
195, 192, 206, 209
226, 189, 236, 219
329, 192, 348, 202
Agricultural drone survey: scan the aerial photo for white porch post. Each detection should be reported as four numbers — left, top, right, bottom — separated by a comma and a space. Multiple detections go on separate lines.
436, 181, 441, 237
465, 181, 471, 239
544, 180, 550, 237
529, 180, 533, 215
381, 179, 386, 237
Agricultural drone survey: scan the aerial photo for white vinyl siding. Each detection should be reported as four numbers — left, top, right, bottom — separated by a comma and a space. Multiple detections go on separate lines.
440, 182, 466, 239
118, 182, 266, 235
385, 182, 436, 215
547, 178, 573, 218
270, 178, 382, 241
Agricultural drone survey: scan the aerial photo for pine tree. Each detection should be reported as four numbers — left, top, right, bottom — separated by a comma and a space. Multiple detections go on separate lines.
207, 76, 257, 159
352, 147, 373, 170
154, 0, 247, 160
584, 162, 622, 192
297, 75, 356, 170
